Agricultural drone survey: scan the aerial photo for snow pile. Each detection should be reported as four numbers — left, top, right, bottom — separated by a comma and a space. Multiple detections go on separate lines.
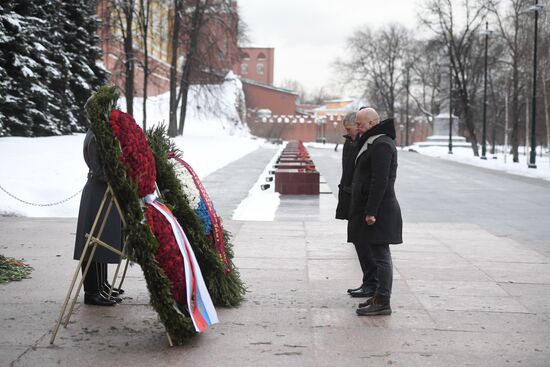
0, 77, 263, 217
232, 145, 284, 221
410, 145, 550, 182
128, 72, 248, 138
304, 142, 339, 150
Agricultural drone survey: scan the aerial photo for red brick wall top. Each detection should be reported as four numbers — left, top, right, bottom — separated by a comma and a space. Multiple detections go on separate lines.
243, 82, 296, 115
233, 47, 274, 85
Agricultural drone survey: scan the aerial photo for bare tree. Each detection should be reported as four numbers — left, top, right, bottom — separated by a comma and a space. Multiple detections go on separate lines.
176, 0, 206, 136
175, 0, 240, 136
112, 0, 136, 116
408, 38, 443, 121
420, 0, 490, 155
490, 0, 530, 162
338, 24, 409, 118
278, 79, 308, 104
540, 10, 550, 163
168, 0, 182, 137
304, 86, 339, 105
136, 0, 152, 130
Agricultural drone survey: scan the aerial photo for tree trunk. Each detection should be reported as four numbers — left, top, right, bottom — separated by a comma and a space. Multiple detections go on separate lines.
490, 119, 497, 155
177, 0, 203, 136
542, 68, 550, 166
510, 65, 520, 162
168, 0, 181, 137
465, 107, 479, 156
143, 57, 148, 131
456, 76, 479, 155
140, 0, 150, 131
124, 1, 134, 116
177, 76, 190, 136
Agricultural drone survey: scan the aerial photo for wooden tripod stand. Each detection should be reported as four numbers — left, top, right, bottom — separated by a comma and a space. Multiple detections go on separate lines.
49, 184, 129, 345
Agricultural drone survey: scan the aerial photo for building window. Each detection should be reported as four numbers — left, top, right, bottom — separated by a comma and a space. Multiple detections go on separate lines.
242, 52, 250, 60
256, 63, 264, 75
257, 52, 266, 60
241, 63, 248, 74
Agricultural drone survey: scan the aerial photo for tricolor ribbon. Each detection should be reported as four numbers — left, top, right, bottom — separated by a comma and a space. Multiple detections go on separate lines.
170, 155, 230, 274
144, 194, 219, 332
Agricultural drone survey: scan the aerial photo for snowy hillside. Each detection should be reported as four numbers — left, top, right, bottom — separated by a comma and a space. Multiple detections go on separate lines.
0, 75, 264, 217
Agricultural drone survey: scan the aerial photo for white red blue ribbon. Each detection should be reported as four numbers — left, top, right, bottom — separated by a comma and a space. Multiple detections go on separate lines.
147, 197, 218, 332
171, 156, 230, 273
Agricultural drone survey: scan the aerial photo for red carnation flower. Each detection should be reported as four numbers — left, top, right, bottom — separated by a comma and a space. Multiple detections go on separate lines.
109, 109, 156, 197
108, 108, 187, 307
146, 205, 186, 305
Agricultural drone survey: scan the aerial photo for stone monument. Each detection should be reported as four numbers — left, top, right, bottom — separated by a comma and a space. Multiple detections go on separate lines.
417, 58, 470, 148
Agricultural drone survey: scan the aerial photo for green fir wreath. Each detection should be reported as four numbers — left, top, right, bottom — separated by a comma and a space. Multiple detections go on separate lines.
146, 125, 245, 307
85, 86, 195, 344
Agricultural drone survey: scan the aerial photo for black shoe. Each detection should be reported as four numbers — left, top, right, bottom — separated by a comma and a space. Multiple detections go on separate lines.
347, 285, 363, 294
349, 287, 376, 298
103, 282, 124, 295
356, 295, 391, 316
102, 286, 120, 297
84, 292, 117, 306
100, 290, 122, 303
358, 295, 376, 308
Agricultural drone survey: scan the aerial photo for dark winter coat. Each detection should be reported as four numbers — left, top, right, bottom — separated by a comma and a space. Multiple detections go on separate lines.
347, 119, 403, 246
335, 135, 356, 220
73, 130, 122, 263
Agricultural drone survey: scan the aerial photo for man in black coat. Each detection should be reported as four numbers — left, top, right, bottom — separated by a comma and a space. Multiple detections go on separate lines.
74, 129, 123, 306
348, 108, 403, 316
335, 112, 377, 298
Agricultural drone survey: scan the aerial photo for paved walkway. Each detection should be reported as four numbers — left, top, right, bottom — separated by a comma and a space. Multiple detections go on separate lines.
1, 146, 550, 366
202, 145, 278, 219
310, 147, 550, 256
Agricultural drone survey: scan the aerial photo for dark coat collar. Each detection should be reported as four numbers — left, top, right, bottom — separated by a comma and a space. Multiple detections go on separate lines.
355, 118, 395, 152
363, 118, 396, 140
343, 134, 356, 142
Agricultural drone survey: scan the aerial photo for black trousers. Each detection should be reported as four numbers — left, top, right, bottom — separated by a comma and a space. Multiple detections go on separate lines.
354, 242, 378, 291
368, 244, 393, 297
82, 261, 107, 294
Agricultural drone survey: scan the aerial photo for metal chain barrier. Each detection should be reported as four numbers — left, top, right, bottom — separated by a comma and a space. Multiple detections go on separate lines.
0, 183, 84, 207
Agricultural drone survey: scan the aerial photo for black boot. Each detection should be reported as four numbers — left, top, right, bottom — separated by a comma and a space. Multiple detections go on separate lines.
349, 286, 376, 298
356, 294, 391, 316
103, 282, 124, 296
358, 294, 377, 308
100, 289, 123, 303
84, 292, 117, 306
347, 285, 363, 294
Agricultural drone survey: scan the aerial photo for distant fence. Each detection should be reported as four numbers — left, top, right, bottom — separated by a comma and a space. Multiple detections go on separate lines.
246, 114, 347, 143
247, 114, 433, 145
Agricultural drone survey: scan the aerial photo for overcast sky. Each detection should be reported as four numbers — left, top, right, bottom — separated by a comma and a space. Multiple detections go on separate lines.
238, 0, 424, 95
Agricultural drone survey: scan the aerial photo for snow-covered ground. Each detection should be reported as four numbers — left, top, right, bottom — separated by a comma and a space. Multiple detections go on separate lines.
0, 76, 264, 217
232, 144, 284, 221
408, 144, 550, 182
305, 141, 550, 182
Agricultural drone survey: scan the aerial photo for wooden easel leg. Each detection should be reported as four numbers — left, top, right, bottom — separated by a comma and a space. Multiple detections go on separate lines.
117, 258, 130, 291
50, 188, 111, 344
64, 197, 115, 327
49, 240, 92, 344
107, 254, 130, 299
63, 242, 100, 328
107, 258, 124, 299
105, 189, 127, 300
166, 332, 174, 347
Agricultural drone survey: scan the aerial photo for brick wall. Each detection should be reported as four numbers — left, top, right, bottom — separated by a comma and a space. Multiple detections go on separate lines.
242, 82, 297, 115
103, 42, 173, 97
247, 115, 348, 143
233, 47, 274, 85
394, 120, 433, 147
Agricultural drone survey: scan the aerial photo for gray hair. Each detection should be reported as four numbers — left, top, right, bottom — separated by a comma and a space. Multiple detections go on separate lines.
343, 112, 356, 125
